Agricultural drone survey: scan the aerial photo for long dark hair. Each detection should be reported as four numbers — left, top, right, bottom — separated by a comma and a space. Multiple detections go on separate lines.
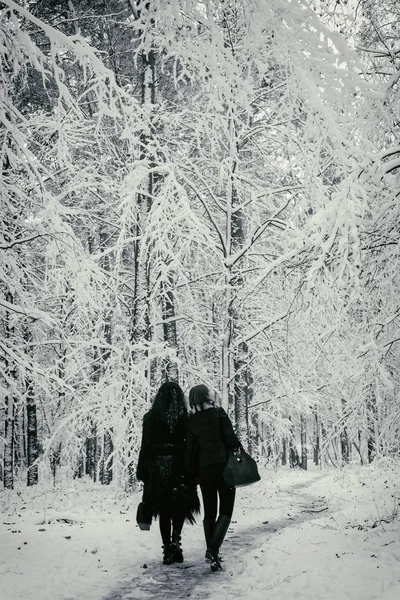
149, 381, 187, 430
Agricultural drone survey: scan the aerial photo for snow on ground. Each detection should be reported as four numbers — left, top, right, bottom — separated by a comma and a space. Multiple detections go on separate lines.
1, 459, 400, 600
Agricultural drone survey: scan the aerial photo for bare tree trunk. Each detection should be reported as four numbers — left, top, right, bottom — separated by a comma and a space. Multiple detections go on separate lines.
99, 230, 114, 483
341, 428, 350, 465
367, 391, 377, 463
101, 430, 113, 485
353, 430, 364, 465
313, 409, 320, 466
234, 341, 251, 448
340, 398, 349, 465
215, 6, 253, 438
74, 447, 84, 479
130, 7, 156, 365
282, 437, 287, 466
320, 420, 327, 467
26, 382, 39, 486
161, 274, 179, 381
288, 416, 298, 468
300, 414, 307, 470
94, 434, 102, 483
221, 287, 233, 412
86, 432, 96, 479
23, 325, 39, 486
127, 12, 158, 487
231, 183, 252, 447
131, 31, 155, 348
4, 396, 15, 489
3, 292, 15, 489
50, 443, 61, 485
14, 406, 26, 478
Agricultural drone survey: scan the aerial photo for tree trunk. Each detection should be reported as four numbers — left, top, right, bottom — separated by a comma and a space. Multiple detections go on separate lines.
216, 5, 253, 437
3, 291, 15, 489
221, 286, 233, 412
230, 182, 252, 448
4, 396, 15, 489
130, 12, 157, 380
353, 430, 364, 465
367, 392, 377, 463
234, 341, 252, 448
300, 414, 307, 470
341, 427, 350, 465
87, 229, 114, 483
14, 406, 26, 477
26, 383, 39, 486
131, 27, 156, 345
50, 443, 62, 484
127, 35, 157, 489
99, 230, 114, 484
313, 409, 320, 466
288, 416, 298, 468
94, 433, 103, 483
101, 430, 113, 485
282, 437, 287, 465
161, 275, 179, 381
86, 433, 96, 479
340, 398, 349, 465
24, 324, 39, 486
74, 447, 84, 479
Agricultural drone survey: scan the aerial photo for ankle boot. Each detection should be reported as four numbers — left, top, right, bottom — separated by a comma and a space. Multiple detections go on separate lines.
170, 530, 184, 563
209, 514, 231, 571
203, 519, 215, 561
162, 544, 173, 565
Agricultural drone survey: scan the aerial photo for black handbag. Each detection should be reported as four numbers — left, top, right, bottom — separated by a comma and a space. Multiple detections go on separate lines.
223, 447, 261, 488
136, 501, 152, 531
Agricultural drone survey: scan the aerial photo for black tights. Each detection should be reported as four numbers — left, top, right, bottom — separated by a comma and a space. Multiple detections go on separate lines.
159, 509, 185, 547
198, 463, 236, 522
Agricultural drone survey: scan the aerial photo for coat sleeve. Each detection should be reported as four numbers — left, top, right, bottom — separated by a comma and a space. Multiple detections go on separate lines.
219, 407, 241, 450
136, 414, 151, 482
185, 426, 199, 478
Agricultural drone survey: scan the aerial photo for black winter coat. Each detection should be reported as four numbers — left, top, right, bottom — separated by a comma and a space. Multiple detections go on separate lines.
185, 407, 240, 477
136, 411, 199, 522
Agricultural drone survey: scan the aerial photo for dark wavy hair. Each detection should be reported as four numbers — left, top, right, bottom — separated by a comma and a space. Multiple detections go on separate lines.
149, 381, 187, 430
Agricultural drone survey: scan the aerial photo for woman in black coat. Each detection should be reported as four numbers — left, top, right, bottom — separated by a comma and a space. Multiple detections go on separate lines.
185, 384, 241, 571
136, 382, 199, 565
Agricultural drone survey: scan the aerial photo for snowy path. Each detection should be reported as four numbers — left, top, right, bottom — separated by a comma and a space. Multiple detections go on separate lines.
102, 474, 331, 600
1, 464, 400, 600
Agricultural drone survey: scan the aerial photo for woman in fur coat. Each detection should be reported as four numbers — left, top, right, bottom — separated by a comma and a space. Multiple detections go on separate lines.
136, 381, 200, 565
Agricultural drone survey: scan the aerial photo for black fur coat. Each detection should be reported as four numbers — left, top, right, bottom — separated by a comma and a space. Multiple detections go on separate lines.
136, 411, 200, 522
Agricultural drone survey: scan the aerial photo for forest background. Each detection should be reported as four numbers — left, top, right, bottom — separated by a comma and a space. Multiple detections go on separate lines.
1, 0, 399, 491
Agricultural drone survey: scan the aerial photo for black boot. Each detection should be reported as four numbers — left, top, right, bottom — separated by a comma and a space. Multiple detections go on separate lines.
203, 519, 215, 561
169, 530, 184, 563
162, 544, 173, 565
208, 515, 231, 571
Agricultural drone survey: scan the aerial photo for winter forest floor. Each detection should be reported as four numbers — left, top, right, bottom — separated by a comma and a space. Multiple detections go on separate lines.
1, 461, 400, 600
